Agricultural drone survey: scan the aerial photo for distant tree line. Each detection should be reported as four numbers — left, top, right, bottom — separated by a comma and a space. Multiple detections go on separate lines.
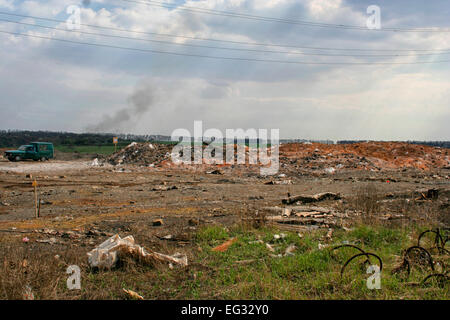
1, 131, 448, 149
337, 140, 450, 148
0, 130, 142, 148
407, 141, 450, 148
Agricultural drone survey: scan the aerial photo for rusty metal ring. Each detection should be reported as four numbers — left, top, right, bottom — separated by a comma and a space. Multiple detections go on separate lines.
418, 230, 445, 251
421, 273, 449, 286
331, 244, 373, 266
404, 246, 434, 272
341, 252, 383, 277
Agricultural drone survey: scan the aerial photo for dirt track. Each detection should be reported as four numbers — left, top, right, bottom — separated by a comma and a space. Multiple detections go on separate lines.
0, 160, 96, 174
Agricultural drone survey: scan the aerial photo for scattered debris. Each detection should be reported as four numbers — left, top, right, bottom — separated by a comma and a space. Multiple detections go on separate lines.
282, 208, 292, 217
206, 169, 223, 175
282, 192, 341, 205
212, 238, 237, 252
90, 158, 100, 167
265, 180, 292, 185
326, 228, 333, 241
324, 167, 336, 174
415, 188, 439, 201
36, 237, 58, 244
151, 185, 177, 191
273, 233, 287, 240
123, 288, 144, 300
265, 243, 275, 252
152, 219, 164, 226
285, 244, 297, 256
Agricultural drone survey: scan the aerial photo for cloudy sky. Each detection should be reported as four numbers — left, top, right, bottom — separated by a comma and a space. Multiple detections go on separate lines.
0, 0, 449, 140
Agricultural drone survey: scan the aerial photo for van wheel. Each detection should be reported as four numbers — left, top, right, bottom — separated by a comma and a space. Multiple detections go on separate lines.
15, 156, 21, 162
40, 157, 46, 162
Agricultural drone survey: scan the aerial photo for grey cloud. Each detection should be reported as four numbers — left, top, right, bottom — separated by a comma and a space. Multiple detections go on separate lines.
1, 0, 449, 140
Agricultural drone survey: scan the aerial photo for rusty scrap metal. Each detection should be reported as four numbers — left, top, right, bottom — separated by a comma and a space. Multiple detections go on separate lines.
331, 244, 382, 278
393, 245, 435, 278
417, 229, 447, 254
421, 272, 449, 287
393, 229, 449, 287
331, 244, 369, 260
340, 252, 383, 277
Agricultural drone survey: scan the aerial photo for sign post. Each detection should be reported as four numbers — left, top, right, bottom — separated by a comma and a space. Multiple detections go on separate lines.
113, 137, 118, 152
32, 180, 38, 218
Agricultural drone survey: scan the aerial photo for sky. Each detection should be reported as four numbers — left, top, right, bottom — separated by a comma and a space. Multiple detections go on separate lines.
0, 0, 449, 140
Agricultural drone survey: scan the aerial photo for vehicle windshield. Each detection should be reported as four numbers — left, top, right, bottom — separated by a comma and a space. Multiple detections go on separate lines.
18, 145, 27, 151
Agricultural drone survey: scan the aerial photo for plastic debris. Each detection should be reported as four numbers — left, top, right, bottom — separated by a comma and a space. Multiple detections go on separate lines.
273, 233, 287, 240
326, 228, 333, 240
87, 234, 188, 269
324, 167, 336, 174
285, 244, 297, 256
90, 158, 100, 166
265, 243, 276, 252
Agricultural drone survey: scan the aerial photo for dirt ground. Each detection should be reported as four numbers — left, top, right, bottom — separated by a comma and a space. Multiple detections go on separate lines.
0, 143, 448, 299
0, 144, 448, 235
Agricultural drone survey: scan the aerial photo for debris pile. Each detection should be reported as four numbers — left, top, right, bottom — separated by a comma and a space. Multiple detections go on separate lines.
107, 143, 173, 166
282, 192, 341, 205
264, 204, 347, 231
279, 141, 449, 172
104, 141, 449, 173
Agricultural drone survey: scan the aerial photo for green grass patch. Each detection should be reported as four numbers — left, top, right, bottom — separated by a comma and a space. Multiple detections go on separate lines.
8, 224, 446, 300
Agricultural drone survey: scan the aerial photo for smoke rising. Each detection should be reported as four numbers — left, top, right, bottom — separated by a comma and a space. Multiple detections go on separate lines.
86, 84, 154, 133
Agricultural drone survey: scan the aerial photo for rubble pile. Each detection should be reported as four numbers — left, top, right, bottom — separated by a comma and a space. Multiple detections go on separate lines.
279, 142, 449, 172
106, 141, 449, 174
107, 143, 173, 166
263, 205, 348, 231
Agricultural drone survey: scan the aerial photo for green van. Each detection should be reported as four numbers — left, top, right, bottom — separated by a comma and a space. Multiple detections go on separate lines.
4, 142, 54, 162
